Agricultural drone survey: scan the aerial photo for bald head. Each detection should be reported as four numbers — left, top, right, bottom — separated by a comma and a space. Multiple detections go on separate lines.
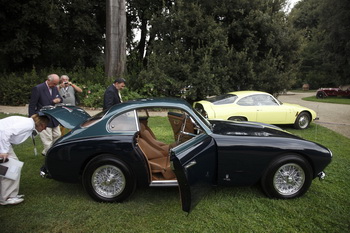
47, 74, 59, 87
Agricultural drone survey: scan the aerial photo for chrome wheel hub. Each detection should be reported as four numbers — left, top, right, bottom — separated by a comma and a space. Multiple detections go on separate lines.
273, 163, 305, 196
299, 116, 308, 128
92, 165, 126, 198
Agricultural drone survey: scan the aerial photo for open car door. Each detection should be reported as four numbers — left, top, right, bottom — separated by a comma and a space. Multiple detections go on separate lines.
170, 134, 217, 213
40, 105, 91, 129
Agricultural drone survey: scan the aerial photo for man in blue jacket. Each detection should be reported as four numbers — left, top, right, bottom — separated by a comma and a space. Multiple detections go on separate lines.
29, 74, 63, 156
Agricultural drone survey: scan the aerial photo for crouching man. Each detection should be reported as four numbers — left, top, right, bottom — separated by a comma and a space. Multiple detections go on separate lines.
0, 114, 49, 205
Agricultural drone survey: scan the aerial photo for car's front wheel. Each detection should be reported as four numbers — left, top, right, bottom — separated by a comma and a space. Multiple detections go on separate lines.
82, 155, 136, 202
261, 154, 313, 199
294, 112, 311, 129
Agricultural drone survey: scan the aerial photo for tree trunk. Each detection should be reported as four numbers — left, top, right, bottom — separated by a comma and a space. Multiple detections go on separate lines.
105, 0, 126, 81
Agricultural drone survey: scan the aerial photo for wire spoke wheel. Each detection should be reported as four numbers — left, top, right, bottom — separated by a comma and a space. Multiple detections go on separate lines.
92, 165, 126, 198
273, 163, 305, 195
83, 155, 135, 202
261, 154, 312, 199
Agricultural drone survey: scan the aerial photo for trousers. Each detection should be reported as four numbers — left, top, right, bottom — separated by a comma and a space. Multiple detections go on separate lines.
0, 147, 20, 202
40, 126, 61, 155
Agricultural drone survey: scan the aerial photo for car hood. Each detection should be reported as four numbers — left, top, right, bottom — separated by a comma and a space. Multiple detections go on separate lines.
40, 105, 91, 129
282, 102, 307, 109
210, 120, 299, 138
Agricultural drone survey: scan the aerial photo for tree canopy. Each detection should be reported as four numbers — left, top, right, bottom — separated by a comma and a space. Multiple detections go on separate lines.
290, 0, 350, 88
0, 0, 105, 71
128, 0, 300, 99
0, 0, 348, 100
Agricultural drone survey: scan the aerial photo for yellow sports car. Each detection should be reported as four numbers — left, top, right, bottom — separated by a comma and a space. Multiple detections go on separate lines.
194, 91, 318, 129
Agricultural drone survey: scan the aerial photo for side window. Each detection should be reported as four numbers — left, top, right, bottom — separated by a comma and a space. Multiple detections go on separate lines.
254, 94, 279, 106
237, 96, 255, 106
108, 110, 138, 132
213, 96, 237, 105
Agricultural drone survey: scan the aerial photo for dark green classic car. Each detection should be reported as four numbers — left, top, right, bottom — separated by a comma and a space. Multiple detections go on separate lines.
40, 98, 332, 212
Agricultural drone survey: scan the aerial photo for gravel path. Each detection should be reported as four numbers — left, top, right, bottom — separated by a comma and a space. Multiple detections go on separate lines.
278, 92, 350, 139
1, 93, 349, 139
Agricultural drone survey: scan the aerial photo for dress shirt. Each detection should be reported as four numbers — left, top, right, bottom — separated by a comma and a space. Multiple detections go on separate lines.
0, 116, 35, 154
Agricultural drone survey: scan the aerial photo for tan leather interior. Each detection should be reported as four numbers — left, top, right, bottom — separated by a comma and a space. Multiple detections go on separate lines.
168, 112, 195, 143
138, 118, 176, 180
139, 119, 157, 139
139, 122, 169, 153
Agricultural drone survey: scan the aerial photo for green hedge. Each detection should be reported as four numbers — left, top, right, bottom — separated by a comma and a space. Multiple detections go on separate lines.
0, 66, 142, 108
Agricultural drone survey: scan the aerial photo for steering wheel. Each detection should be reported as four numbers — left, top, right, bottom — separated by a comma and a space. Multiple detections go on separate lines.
177, 114, 197, 144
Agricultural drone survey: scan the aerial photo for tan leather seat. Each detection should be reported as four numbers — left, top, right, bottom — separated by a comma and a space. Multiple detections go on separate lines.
139, 122, 169, 155
138, 137, 164, 160
138, 137, 175, 179
139, 119, 157, 139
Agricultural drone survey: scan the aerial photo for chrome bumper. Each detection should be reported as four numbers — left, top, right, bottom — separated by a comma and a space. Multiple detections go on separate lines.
40, 166, 51, 179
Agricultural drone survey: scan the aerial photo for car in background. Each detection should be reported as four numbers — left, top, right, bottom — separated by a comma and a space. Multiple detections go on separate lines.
316, 86, 350, 98
194, 91, 318, 129
40, 99, 331, 212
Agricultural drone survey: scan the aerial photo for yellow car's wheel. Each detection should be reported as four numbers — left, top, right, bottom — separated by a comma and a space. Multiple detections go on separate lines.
228, 116, 246, 121
294, 112, 311, 129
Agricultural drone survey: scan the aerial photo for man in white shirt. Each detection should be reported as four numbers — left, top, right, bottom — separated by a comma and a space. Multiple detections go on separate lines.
0, 114, 49, 205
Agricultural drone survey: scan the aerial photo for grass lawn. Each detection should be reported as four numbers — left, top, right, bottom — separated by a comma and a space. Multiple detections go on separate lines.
286, 89, 350, 105
0, 113, 349, 232
303, 96, 350, 105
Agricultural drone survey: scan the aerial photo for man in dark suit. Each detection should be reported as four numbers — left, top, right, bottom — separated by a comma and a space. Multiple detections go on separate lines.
29, 74, 63, 156
103, 78, 126, 110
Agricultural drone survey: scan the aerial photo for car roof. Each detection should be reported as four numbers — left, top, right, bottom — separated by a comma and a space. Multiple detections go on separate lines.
226, 91, 269, 98
107, 98, 193, 113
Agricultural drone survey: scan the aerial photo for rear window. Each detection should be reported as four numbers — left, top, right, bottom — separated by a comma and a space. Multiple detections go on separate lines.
108, 110, 138, 132
206, 94, 237, 105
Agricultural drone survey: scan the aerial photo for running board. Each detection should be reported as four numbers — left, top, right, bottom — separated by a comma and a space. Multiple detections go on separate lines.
150, 180, 178, 187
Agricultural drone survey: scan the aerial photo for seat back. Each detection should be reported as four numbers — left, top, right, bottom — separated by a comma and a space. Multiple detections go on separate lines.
139, 120, 169, 155
139, 119, 157, 139
138, 137, 175, 180
138, 137, 164, 160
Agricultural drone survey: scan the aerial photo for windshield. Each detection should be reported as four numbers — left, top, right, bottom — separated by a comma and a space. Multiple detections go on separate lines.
193, 108, 212, 131
206, 94, 238, 105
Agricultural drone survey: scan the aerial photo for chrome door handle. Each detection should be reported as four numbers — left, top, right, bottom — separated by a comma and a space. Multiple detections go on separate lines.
185, 160, 196, 169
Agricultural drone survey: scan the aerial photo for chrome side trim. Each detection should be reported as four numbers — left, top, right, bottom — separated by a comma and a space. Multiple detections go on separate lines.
150, 180, 178, 187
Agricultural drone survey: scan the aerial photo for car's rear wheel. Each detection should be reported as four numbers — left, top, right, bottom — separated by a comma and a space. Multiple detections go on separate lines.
228, 116, 246, 121
261, 154, 312, 199
294, 112, 311, 129
82, 155, 136, 202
